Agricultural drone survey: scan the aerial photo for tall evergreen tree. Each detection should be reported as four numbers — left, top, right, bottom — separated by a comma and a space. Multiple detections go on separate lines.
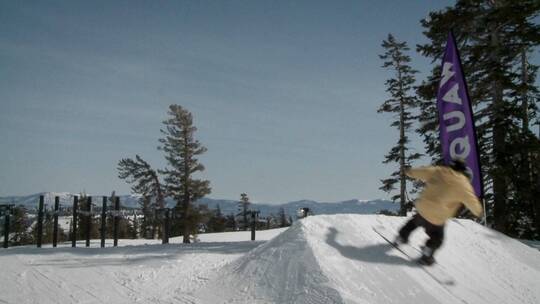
238, 193, 251, 231
417, 0, 540, 237
508, 47, 540, 238
378, 33, 422, 215
159, 105, 211, 243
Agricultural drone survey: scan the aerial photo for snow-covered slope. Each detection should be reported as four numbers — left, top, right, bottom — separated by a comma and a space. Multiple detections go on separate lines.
0, 229, 287, 304
196, 215, 540, 304
1, 215, 539, 304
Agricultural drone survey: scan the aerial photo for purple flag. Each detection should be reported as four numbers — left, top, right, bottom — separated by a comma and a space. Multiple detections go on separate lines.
436, 33, 483, 198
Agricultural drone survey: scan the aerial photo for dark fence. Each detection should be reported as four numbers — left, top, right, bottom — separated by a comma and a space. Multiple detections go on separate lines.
0, 195, 170, 249
0, 195, 275, 249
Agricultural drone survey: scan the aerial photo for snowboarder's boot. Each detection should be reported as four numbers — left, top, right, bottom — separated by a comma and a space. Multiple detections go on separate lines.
392, 235, 407, 247
418, 255, 435, 266
418, 246, 435, 266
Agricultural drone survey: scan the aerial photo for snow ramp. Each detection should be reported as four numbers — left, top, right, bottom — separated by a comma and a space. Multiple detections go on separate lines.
195, 214, 540, 304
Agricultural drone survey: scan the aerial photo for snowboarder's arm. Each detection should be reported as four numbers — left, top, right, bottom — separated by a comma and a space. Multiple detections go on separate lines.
461, 188, 483, 218
405, 166, 437, 182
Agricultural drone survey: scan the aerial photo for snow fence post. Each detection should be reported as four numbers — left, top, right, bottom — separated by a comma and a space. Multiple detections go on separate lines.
72, 196, 78, 247
113, 197, 119, 247
101, 196, 106, 248
85, 196, 92, 247
53, 196, 59, 248
36, 195, 44, 248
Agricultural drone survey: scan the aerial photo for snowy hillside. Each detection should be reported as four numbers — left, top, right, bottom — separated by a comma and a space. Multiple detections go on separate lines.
195, 215, 540, 303
1, 215, 539, 303
0, 192, 399, 216
0, 229, 288, 304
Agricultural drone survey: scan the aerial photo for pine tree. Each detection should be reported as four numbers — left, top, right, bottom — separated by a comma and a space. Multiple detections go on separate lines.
68, 219, 73, 242
207, 204, 227, 233
118, 155, 165, 208
378, 33, 422, 215
503, 46, 540, 238
278, 207, 288, 228
109, 209, 131, 240
9, 206, 33, 246
138, 196, 151, 238
76, 193, 99, 240
159, 105, 211, 243
417, 0, 540, 236
118, 218, 131, 239
225, 213, 237, 231
130, 211, 138, 239
118, 155, 165, 238
39, 207, 66, 244
216, 204, 222, 218
238, 193, 251, 231
106, 192, 116, 237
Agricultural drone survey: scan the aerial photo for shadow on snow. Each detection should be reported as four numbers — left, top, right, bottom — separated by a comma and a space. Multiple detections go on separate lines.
325, 227, 419, 267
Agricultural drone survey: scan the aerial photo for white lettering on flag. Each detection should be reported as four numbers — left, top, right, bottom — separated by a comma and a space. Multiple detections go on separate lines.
440, 62, 455, 87
450, 136, 471, 159
442, 84, 462, 105
443, 111, 466, 132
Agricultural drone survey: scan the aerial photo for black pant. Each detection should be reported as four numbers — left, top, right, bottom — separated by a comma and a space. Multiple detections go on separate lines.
398, 214, 445, 255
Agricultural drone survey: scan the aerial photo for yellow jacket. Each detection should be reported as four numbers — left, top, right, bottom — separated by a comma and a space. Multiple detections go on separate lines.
406, 166, 483, 226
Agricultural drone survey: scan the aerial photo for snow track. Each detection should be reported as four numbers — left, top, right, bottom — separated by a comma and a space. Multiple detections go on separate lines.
0, 231, 283, 304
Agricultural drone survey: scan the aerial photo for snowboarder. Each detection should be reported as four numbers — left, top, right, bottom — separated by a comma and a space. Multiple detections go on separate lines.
298, 207, 311, 218
395, 159, 483, 265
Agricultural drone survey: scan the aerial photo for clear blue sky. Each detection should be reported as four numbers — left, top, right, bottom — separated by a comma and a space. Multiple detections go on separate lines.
1, 0, 519, 203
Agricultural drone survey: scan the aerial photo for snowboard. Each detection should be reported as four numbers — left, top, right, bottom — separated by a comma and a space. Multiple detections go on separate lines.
372, 225, 455, 286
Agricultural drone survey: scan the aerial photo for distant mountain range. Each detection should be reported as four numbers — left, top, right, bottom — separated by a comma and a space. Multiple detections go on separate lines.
0, 192, 398, 217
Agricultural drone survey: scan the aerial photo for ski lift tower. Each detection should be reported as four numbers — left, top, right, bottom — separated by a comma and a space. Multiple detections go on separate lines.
250, 210, 260, 241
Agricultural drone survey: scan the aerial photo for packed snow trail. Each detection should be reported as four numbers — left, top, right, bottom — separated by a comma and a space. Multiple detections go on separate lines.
196, 215, 540, 304
1, 215, 540, 303
0, 229, 286, 304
